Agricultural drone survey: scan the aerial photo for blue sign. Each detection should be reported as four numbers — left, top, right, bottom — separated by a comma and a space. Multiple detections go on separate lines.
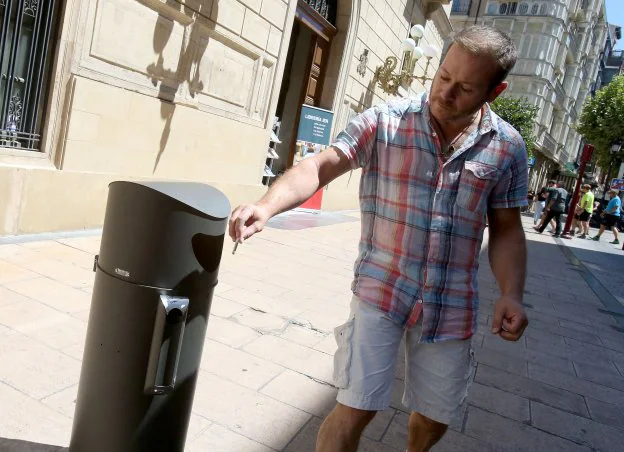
296, 105, 334, 146
528, 157, 536, 167
611, 178, 624, 191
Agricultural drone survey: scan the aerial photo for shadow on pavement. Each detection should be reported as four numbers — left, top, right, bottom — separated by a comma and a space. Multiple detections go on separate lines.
0, 439, 67, 451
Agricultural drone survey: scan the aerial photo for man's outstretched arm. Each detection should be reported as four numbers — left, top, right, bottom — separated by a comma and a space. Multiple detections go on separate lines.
487, 207, 528, 341
229, 147, 353, 243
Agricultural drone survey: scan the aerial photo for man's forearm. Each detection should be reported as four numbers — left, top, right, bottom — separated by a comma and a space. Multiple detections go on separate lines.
256, 159, 322, 217
488, 226, 527, 298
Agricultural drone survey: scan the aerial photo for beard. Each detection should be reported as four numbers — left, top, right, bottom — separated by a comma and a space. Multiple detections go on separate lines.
430, 97, 482, 123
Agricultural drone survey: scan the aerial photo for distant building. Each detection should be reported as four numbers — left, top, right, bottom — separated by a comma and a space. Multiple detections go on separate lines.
593, 23, 623, 93
450, 0, 608, 192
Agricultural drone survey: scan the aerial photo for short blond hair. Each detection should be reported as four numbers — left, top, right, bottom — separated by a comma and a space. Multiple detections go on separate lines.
451, 25, 518, 86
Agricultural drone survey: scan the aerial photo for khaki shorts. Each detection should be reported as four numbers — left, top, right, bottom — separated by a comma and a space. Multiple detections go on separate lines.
333, 297, 476, 425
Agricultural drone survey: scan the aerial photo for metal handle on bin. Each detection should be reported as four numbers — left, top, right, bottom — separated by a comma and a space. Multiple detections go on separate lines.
144, 295, 189, 395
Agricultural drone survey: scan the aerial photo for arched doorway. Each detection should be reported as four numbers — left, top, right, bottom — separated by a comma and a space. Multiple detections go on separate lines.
267, 0, 359, 185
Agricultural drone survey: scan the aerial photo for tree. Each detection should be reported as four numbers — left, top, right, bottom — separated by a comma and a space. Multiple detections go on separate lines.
577, 75, 624, 170
490, 95, 539, 157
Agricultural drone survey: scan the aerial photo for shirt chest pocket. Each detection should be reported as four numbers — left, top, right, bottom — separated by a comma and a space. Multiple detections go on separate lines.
456, 161, 500, 213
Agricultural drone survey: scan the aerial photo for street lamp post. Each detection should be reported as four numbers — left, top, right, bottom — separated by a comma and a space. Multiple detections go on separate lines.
562, 144, 594, 237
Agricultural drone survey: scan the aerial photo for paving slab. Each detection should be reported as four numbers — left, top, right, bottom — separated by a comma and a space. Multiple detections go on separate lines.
530, 401, 624, 451
463, 406, 591, 452
1, 212, 624, 450
475, 364, 589, 417
584, 397, 624, 431
528, 362, 624, 408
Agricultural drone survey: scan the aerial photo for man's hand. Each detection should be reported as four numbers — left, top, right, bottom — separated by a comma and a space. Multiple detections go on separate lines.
491, 296, 528, 341
228, 204, 270, 243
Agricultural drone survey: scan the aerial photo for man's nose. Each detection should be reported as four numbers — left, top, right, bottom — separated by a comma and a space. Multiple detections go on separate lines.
440, 85, 455, 102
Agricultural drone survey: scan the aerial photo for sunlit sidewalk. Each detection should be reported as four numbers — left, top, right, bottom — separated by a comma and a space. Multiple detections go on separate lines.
0, 210, 623, 451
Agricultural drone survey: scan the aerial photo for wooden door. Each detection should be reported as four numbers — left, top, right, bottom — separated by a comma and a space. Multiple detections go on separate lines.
303, 36, 330, 107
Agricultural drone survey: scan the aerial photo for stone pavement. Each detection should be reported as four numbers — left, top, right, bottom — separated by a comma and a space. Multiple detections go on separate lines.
0, 211, 623, 451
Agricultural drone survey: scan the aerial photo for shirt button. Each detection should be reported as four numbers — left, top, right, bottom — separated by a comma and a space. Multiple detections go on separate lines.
417, 300, 423, 304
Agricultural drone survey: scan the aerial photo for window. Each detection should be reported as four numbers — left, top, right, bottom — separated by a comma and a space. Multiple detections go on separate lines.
0, 0, 60, 152
539, 3, 548, 15
451, 0, 473, 14
508, 2, 518, 14
499, 3, 507, 14
531, 3, 539, 14
518, 2, 529, 14
487, 2, 499, 14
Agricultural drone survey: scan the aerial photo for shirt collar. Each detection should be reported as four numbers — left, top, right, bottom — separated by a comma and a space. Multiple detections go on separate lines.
420, 91, 500, 137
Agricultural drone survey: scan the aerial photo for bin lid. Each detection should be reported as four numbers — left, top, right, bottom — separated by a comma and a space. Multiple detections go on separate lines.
111, 181, 231, 220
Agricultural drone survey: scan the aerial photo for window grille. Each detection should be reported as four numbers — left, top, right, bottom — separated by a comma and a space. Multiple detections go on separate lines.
0, 0, 59, 151
301, 0, 337, 25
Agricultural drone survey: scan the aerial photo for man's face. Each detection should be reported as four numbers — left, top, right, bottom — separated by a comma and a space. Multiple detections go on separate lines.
429, 44, 506, 122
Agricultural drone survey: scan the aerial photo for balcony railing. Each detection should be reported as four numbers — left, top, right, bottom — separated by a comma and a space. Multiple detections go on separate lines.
451, 0, 472, 15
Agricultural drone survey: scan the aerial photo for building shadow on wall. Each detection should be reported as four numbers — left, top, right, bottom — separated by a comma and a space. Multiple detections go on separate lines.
146, 1, 218, 174
0, 438, 67, 451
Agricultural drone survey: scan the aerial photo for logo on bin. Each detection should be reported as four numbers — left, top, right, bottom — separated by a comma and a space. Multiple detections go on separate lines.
114, 268, 131, 278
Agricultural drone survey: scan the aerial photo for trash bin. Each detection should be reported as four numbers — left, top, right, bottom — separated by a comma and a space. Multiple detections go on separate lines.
69, 181, 230, 452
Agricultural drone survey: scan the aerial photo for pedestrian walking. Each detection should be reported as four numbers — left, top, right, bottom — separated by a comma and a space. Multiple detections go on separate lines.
534, 181, 567, 238
525, 190, 535, 213
533, 187, 547, 225
572, 184, 594, 239
591, 188, 621, 244
533, 181, 557, 231
229, 25, 529, 452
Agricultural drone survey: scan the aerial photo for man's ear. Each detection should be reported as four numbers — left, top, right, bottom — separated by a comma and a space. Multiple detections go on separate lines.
487, 81, 508, 102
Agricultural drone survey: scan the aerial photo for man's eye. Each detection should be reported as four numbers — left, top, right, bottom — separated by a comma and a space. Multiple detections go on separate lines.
461, 86, 472, 93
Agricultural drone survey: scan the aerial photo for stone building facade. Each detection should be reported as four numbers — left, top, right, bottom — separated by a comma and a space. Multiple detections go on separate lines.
450, 0, 608, 192
0, 0, 452, 235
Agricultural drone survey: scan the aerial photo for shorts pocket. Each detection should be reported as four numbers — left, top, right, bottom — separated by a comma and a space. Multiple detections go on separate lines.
456, 161, 500, 213
333, 318, 355, 389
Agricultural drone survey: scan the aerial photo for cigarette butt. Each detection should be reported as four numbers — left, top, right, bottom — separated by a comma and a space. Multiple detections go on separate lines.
232, 242, 239, 255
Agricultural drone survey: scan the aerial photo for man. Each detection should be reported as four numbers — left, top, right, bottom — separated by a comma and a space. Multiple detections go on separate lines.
229, 25, 529, 452
533, 181, 556, 231
591, 188, 621, 244
534, 180, 567, 238
573, 184, 594, 239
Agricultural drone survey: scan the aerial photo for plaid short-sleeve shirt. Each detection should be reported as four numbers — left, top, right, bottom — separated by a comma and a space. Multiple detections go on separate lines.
332, 93, 528, 343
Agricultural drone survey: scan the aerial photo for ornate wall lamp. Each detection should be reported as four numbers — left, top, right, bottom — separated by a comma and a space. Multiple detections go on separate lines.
374, 25, 440, 96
